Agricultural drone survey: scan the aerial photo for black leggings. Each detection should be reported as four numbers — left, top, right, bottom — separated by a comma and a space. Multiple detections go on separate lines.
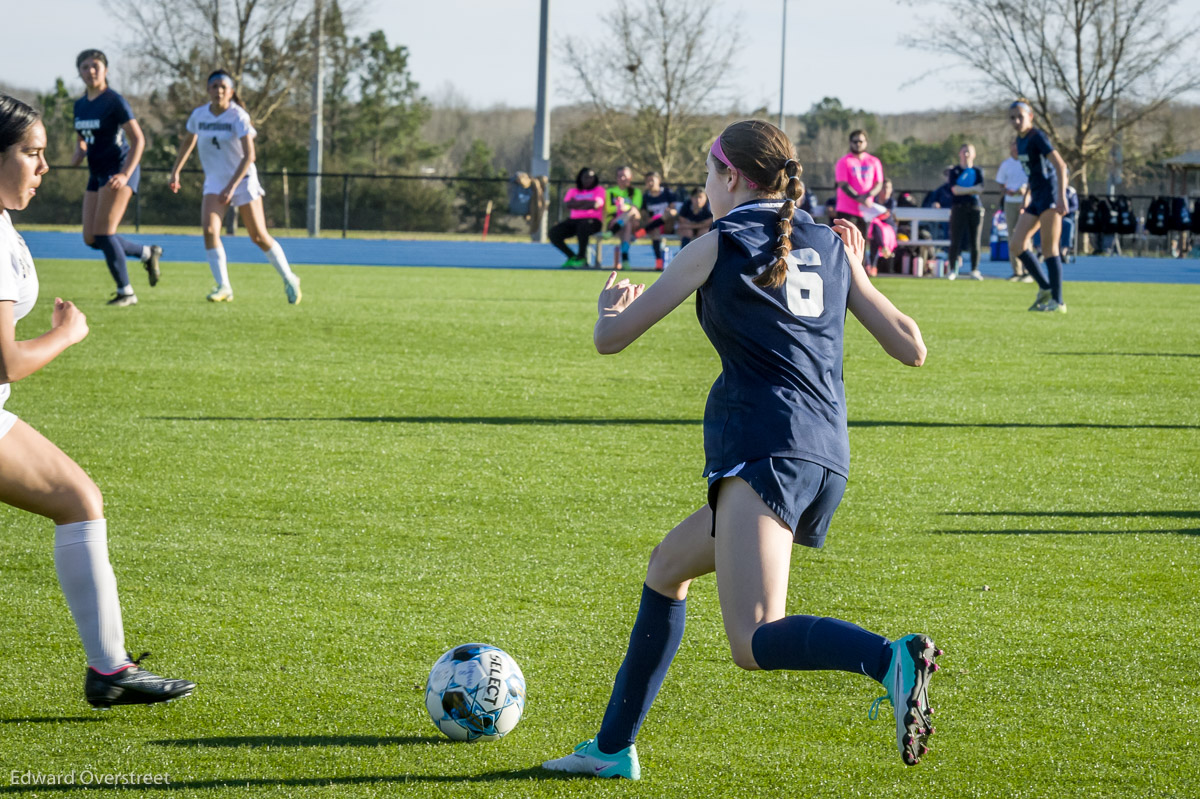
549, 218, 603, 258
948, 205, 984, 270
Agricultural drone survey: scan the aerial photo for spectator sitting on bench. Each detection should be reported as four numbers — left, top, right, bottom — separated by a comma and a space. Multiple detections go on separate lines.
548, 167, 605, 268
639, 171, 677, 270
604, 165, 644, 267
675, 186, 713, 249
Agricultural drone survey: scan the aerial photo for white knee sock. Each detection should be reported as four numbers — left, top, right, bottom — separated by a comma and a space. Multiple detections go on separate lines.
54, 520, 130, 673
265, 242, 296, 280
206, 246, 230, 288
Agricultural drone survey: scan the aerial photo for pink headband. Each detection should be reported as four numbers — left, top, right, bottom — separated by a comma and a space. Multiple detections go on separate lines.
710, 136, 758, 189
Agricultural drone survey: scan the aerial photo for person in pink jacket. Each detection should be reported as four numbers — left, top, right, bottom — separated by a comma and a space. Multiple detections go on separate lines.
550, 168, 606, 268
834, 130, 884, 238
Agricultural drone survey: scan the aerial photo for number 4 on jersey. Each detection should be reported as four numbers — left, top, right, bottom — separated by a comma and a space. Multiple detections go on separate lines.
784, 248, 824, 318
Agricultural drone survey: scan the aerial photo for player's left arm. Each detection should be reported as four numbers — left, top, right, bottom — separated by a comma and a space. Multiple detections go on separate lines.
1048, 149, 1070, 216
836, 220, 926, 367
593, 229, 718, 354
220, 133, 257, 205
109, 119, 145, 190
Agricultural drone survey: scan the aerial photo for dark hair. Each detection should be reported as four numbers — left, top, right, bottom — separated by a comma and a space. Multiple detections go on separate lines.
207, 70, 245, 108
0, 95, 41, 153
849, 129, 867, 141
644, 171, 661, 180
575, 167, 597, 190
76, 49, 108, 69
711, 120, 804, 289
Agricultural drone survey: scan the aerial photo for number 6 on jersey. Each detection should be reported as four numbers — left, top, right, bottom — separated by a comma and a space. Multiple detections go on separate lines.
784, 248, 824, 318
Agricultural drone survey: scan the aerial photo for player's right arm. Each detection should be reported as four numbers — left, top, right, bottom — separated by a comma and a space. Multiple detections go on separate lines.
0, 299, 88, 385
836, 220, 926, 367
593, 228, 718, 354
167, 133, 198, 193
70, 136, 86, 167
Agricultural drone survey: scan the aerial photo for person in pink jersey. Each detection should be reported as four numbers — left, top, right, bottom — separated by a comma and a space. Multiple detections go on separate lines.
550, 167, 606, 268
834, 129, 884, 238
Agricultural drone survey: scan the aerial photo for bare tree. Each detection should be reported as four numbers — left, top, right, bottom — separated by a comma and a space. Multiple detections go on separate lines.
912, 0, 1200, 192
558, 0, 737, 180
102, 0, 316, 126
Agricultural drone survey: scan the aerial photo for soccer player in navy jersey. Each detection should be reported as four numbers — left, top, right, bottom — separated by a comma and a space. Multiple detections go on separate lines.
71, 50, 162, 307
1008, 99, 1070, 312
543, 120, 940, 779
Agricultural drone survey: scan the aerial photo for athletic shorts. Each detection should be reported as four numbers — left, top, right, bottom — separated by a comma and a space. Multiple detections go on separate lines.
87, 165, 141, 194
1022, 190, 1057, 217
204, 174, 265, 208
0, 409, 18, 442
706, 457, 847, 549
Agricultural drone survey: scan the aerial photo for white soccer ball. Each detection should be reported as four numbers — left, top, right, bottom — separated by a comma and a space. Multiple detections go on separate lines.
425, 643, 526, 741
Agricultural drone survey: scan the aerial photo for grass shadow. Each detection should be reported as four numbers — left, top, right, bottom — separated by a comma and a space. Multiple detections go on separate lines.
149, 734, 450, 748
1045, 351, 1200, 358
934, 528, 1200, 535
152, 416, 1200, 430
946, 510, 1200, 519
0, 717, 108, 724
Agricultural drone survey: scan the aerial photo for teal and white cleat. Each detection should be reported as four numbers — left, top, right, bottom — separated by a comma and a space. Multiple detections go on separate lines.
542, 738, 641, 780
207, 285, 233, 303
284, 275, 302, 305
1028, 288, 1052, 311
1043, 300, 1066, 313
870, 634, 942, 766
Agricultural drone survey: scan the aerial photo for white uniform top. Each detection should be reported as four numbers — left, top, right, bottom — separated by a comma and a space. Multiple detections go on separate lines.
0, 210, 40, 411
995, 157, 1029, 204
186, 103, 259, 196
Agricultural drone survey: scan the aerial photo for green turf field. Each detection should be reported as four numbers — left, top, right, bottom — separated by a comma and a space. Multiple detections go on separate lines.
1, 259, 1197, 798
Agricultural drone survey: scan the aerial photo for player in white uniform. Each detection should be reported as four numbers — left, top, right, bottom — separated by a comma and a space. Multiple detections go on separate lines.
0, 95, 195, 707
168, 71, 301, 304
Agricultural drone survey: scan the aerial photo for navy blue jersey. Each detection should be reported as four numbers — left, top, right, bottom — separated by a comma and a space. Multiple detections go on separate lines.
74, 89, 134, 178
641, 188, 675, 218
1017, 128, 1058, 196
678, 198, 713, 224
948, 165, 984, 208
697, 200, 851, 477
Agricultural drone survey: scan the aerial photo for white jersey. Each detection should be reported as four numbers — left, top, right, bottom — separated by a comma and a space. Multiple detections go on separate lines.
186, 103, 260, 197
0, 211, 40, 411
995, 157, 1028, 204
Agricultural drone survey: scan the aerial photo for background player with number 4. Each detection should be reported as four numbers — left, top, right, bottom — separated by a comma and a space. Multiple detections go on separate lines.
168, 71, 301, 304
542, 120, 940, 780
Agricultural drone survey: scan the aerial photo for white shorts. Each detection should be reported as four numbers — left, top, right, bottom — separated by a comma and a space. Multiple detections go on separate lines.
204, 174, 266, 208
0, 409, 18, 441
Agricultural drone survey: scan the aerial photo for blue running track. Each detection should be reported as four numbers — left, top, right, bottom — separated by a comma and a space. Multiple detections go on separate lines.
20, 231, 1200, 284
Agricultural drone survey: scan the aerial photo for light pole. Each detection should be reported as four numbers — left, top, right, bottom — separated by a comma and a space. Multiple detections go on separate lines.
778, 0, 788, 131
306, 0, 324, 237
531, 0, 551, 243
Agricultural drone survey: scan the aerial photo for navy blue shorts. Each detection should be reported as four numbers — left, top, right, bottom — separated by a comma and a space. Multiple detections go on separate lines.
707, 458, 847, 549
1022, 189, 1056, 217
87, 165, 140, 194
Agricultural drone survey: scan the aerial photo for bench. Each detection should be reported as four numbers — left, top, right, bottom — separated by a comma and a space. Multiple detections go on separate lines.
892, 207, 952, 277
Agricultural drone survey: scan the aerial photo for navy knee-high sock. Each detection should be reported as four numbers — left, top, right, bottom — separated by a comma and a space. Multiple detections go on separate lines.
113, 235, 145, 259
1045, 255, 1063, 303
91, 235, 130, 289
750, 615, 893, 684
595, 584, 686, 754
1018, 250, 1049, 290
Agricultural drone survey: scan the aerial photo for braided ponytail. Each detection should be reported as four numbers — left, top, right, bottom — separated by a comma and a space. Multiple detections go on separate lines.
754, 158, 804, 289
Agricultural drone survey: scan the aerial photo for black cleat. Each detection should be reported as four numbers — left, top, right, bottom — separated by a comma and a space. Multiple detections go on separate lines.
144, 245, 162, 287
85, 652, 195, 709
106, 293, 138, 307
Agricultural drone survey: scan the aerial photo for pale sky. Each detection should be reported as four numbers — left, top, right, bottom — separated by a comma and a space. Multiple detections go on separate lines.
4, 0, 1198, 114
